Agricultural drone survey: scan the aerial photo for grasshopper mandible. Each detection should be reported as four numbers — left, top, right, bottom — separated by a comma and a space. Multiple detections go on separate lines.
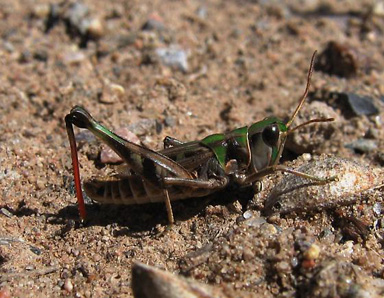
65, 51, 335, 224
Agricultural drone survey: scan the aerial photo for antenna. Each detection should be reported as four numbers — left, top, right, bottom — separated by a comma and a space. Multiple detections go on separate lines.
286, 51, 317, 129
288, 117, 334, 134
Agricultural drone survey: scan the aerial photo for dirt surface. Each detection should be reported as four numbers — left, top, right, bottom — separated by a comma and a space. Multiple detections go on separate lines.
1, 1, 384, 297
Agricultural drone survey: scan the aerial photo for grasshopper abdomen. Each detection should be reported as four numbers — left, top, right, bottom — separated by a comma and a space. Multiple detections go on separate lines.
84, 174, 216, 205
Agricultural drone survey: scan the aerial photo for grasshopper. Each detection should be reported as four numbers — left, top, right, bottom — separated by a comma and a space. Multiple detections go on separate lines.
65, 51, 335, 224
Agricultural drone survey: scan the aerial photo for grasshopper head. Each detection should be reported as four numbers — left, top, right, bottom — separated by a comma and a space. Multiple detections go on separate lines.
248, 117, 288, 171
248, 51, 334, 172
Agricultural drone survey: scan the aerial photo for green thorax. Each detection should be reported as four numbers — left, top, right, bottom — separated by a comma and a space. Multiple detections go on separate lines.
201, 117, 288, 170
200, 126, 250, 170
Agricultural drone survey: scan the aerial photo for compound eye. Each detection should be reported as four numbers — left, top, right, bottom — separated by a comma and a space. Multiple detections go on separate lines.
262, 124, 280, 148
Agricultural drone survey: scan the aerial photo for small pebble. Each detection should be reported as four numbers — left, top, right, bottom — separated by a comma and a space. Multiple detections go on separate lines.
303, 243, 320, 260
142, 14, 165, 31
3, 41, 14, 53
32, 4, 51, 18
373, 202, 382, 215
196, 6, 207, 19
87, 18, 104, 38
266, 214, 280, 224
63, 51, 86, 65
36, 179, 45, 190
155, 46, 189, 72
341, 93, 379, 116
0, 208, 13, 218
373, 1, 384, 16
244, 216, 266, 228
291, 257, 299, 267
100, 82, 125, 104
259, 223, 278, 236
301, 259, 316, 269
242, 247, 255, 262
30, 246, 42, 255
128, 119, 158, 136
63, 278, 73, 292
242, 210, 253, 220
25, 265, 35, 271
301, 153, 312, 161
276, 261, 290, 273
66, 2, 89, 32
109, 83, 125, 95
57, 280, 64, 288
164, 116, 176, 127
345, 139, 378, 153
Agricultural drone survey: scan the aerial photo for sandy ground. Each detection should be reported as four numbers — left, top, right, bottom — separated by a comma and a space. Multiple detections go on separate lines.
0, 0, 383, 297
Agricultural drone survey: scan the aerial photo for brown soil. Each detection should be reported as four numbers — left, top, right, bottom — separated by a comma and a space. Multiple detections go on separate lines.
0, 1, 383, 297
